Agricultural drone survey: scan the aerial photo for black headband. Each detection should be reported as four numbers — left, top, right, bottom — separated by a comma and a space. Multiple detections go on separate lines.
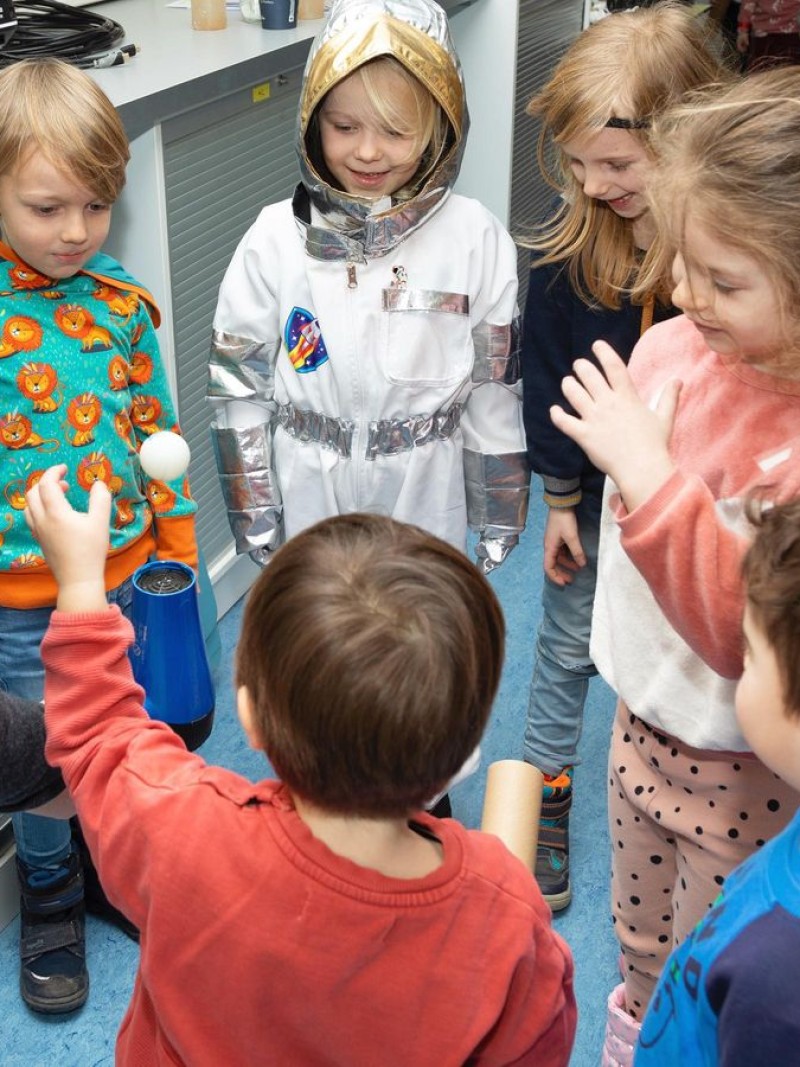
605, 117, 650, 130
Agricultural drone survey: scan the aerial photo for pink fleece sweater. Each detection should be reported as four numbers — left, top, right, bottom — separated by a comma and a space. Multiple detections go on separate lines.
42, 607, 576, 1067
591, 314, 800, 751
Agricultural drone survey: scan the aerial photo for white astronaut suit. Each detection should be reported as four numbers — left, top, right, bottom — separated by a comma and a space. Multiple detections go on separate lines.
207, 0, 530, 572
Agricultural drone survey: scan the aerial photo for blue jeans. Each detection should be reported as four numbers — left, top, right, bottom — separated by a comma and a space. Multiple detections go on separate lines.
523, 516, 599, 776
1, 579, 133, 872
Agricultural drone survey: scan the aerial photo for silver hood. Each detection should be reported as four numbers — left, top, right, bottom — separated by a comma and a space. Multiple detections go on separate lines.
295, 0, 469, 260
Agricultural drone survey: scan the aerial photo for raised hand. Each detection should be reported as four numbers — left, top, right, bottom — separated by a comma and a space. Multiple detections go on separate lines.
24, 465, 111, 613
550, 340, 680, 511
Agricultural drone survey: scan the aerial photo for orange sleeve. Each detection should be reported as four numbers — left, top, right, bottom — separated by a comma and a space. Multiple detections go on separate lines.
153, 514, 199, 573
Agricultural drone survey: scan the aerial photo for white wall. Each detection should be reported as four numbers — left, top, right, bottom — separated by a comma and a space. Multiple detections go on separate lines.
451, 0, 519, 226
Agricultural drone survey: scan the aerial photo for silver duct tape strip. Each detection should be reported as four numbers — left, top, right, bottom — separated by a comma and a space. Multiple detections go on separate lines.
463, 448, 530, 531
300, 183, 454, 262
213, 423, 273, 474
212, 425, 282, 513
472, 316, 521, 385
208, 332, 280, 400
219, 469, 283, 513
382, 288, 469, 314
229, 506, 284, 556
277, 404, 355, 458
365, 404, 462, 459
211, 425, 284, 556
303, 222, 369, 264
276, 402, 461, 460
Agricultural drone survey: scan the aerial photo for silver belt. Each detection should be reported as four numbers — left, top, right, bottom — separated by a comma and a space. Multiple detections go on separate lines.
276, 402, 462, 460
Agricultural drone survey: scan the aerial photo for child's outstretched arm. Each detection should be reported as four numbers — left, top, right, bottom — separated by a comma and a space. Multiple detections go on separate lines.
550, 340, 681, 511
24, 465, 111, 614
28, 466, 206, 938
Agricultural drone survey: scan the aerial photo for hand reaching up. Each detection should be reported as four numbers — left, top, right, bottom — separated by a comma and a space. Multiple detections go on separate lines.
550, 340, 681, 512
24, 465, 111, 613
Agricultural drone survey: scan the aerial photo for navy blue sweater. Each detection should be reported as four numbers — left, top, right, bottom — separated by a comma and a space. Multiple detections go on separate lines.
521, 255, 676, 523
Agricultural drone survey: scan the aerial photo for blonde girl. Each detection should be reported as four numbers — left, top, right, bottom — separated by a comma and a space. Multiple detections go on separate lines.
520, 2, 729, 912
552, 66, 800, 1064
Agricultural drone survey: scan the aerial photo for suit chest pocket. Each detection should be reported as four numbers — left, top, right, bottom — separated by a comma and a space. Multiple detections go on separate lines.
380, 287, 472, 387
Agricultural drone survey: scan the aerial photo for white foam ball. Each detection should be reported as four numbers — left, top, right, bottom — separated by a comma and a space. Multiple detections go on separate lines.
139, 431, 191, 482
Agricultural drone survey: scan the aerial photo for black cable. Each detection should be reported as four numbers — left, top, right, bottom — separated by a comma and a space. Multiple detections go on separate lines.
0, 0, 126, 68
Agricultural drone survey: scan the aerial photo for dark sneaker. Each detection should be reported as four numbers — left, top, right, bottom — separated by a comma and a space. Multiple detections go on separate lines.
534, 767, 573, 912
17, 848, 89, 1014
70, 818, 139, 943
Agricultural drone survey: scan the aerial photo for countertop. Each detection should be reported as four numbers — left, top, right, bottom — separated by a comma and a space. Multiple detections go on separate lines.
87, 0, 476, 139
88, 0, 322, 137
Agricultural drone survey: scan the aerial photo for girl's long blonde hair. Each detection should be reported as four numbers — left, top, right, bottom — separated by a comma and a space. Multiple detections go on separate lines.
637, 66, 800, 360
524, 2, 730, 308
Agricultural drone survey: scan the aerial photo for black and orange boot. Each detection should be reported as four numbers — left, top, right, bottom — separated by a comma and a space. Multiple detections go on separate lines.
534, 766, 573, 912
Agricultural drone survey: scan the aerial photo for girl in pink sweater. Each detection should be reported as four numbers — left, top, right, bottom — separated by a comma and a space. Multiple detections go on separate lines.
552, 68, 800, 1065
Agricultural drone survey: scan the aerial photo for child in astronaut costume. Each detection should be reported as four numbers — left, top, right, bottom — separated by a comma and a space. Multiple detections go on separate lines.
207, 0, 529, 574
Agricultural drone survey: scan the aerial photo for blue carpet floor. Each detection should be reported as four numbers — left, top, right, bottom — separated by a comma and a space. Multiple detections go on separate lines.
0, 497, 618, 1065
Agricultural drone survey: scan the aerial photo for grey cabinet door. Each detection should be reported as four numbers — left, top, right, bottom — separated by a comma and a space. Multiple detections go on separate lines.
511, 0, 584, 312
162, 67, 303, 572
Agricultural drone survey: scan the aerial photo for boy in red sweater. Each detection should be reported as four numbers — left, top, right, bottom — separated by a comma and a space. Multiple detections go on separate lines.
25, 464, 576, 1067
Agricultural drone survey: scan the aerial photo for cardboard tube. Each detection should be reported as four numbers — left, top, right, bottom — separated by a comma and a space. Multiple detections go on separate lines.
480, 760, 544, 868
298, 0, 325, 16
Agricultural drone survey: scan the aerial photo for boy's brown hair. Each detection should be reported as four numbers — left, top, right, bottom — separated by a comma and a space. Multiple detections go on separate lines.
743, 498, 800, 717
236, 513, 505, 816
0, 57, 129, 203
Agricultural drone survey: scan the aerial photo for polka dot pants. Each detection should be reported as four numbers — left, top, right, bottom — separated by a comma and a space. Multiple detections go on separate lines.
609, 700, 799, 1019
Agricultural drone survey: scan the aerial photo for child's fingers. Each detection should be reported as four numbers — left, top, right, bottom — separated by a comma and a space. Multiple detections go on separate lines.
560, 371, 601, 417
656, 378, 682, 432
561, 535, 586, 570
22, 467, 60, 531
570, 357, 611, 399
591, 339, 628, 379
35, 470, 74, 516
87, 479, 112, 527
550, 403, 582, 440
591, 340, 640, 395
38, 464, 68, 487
23, 498, 39, 535
30, 465, 69, 512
